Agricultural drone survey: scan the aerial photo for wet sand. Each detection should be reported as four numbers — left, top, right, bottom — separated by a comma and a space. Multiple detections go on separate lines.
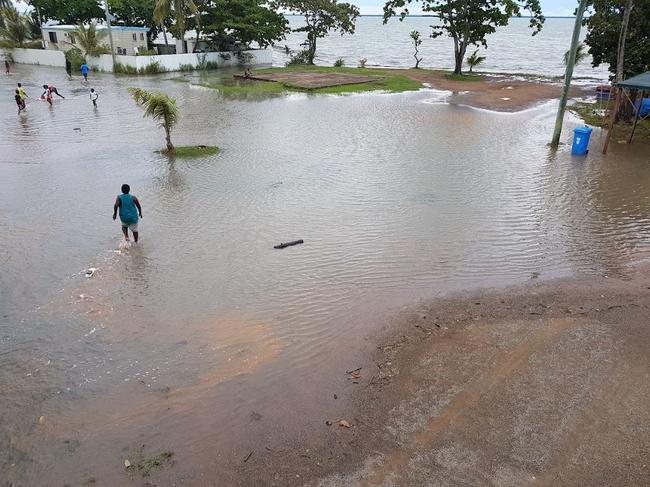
241, 262, 650, 486
398, 69, 588, 112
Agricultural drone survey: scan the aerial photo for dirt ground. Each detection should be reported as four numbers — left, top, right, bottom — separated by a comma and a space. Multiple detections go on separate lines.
239, 264, 650, 487
399, 69, 587, 112
246, 71, 384, 89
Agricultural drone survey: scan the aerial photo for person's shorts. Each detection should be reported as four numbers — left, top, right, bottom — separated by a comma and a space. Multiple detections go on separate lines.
121, 222, 138, 232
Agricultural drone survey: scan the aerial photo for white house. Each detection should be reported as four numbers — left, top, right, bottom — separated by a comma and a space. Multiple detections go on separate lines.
41, 25, 150, 55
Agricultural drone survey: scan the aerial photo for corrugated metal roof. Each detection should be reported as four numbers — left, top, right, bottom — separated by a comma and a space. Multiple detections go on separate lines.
618, 71, 650, 90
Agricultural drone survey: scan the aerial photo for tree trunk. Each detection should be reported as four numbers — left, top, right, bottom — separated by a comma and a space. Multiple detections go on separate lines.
162, 24, 169, 46
307, 33, 316, 64
453, 41, 466, 75
165, 127, 174, 152
616, 0, 634, 83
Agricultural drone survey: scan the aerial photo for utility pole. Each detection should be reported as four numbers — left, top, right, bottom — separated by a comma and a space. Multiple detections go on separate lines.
104, 1, 116, 68
551, 0, 589, 146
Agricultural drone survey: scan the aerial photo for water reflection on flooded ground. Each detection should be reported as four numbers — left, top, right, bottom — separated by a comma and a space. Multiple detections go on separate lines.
1, 65, 649, 485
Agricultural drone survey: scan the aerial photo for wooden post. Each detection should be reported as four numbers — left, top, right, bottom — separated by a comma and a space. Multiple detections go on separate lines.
551, 0, 589, 146
603, 87, 622, 154
628, 89, 644, 144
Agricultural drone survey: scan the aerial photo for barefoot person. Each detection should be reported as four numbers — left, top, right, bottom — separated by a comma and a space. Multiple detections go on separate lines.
5, 60, 10, 74
41, 84, 64, 100
89, 88, 98, 107
113, 184, 142, 243
17, 83, 27, 103
15, 89, 25, 114
81, 62, 89, 81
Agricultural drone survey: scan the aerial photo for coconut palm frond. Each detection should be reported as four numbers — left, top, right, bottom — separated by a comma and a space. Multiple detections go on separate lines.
144, 93, 179, 130
0, 6, 31, 48
72, 23, 109, 56
563, 42, 589, 66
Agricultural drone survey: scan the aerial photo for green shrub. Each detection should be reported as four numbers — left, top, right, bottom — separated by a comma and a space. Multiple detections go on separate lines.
113, 62, 138, 74
136, 48, 158, 56
286, 50, 309, 66
236, 51, 254, 65
138, 61, 167, 74
65, 47, 85, 71
218, 52, 231, 61
179, 63, 195, 71
204, 61, 219, 70
333, 58, 345, 67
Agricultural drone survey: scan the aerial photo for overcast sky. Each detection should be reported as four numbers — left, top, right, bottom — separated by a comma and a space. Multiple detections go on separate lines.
354, 0, 579, 16
13, 0, 580, 18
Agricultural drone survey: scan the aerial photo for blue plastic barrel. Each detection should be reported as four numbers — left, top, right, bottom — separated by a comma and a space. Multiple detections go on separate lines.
572, 126, 593, 155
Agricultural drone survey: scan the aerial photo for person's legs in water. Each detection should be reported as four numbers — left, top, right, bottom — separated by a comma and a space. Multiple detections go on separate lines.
133, 231, 139, 243
121, 225, 130, 241
53, 88, 64, 99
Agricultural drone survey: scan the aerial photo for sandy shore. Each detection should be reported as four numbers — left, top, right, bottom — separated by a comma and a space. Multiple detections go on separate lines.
240, 263, 650, 486
399, 69, 588, 112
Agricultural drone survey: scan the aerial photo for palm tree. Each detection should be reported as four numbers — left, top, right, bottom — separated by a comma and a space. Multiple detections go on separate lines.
0, 7, 32, 48
153, 0, 199, 54
466, 49, 486, 73
129, 88, 179, 152
70, 23, 109, 57
563, 42, 589, 66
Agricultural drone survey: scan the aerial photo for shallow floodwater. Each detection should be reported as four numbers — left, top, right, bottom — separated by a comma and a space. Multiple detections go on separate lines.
1, 66, 649, 485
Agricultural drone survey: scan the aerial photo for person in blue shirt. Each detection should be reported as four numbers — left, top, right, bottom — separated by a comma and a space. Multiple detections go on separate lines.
80, 63, 89, 81
113, 184, 142, 243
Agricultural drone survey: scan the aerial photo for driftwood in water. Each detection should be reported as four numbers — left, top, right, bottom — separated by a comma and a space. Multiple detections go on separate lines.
274, 239, 304, 249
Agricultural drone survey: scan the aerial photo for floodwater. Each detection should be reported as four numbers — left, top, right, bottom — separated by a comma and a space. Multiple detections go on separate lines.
1, 65, 650, 486
275, 17, 611, 81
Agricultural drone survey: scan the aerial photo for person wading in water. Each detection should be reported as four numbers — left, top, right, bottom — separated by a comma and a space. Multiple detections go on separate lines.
113, 184, 142, 243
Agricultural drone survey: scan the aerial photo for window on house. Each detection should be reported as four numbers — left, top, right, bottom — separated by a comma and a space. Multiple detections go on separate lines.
140, 33, 144, 41
132, 33, 137, 41
49, 32, 58, 43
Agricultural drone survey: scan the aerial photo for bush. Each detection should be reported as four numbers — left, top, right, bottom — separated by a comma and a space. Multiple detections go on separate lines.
113, 62, 138, 74
65, 47, 85, 71
333, 58, 345, 67
236, 50, 254, 66
358, 58, 367, 68
286, 50, 309, 66
136, 48, 158, 56
179, 63, 195, 71
138, 61, 167, 74
218, 52, 231, 61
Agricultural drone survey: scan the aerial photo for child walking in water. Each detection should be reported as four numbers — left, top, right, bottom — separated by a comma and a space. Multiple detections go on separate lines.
5, 60, 10, 75
113, 184, 142, 243
41, 84, 64, 101
15, 89, 25, 114
17, 83, 27, 104
90, 88, 98, 107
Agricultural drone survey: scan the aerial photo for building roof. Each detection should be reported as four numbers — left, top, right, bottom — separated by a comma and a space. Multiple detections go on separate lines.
617, 71, 650, 90
43, 24, 149, 32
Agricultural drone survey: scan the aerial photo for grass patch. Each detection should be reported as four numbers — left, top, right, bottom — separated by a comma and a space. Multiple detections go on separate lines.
132, 451, 174, 477
158, 145, 220, 157
444, 73, 482, 81
201, 65, 422, 96
570, 101, 650, 140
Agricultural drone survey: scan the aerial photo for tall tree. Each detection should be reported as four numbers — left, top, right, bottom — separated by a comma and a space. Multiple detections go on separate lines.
129, 88, 179, 152
584, 0, 650, 81
28, 0, 103, 24
201, 0, 288, 50
108, 0, 160, 42
383, 0, 544, 75
0, 6, 33, 48
272, 0, 359, 65
153, 0, 199, 53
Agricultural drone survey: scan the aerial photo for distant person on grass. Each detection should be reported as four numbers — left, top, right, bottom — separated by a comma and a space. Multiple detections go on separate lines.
81, 63, 89, 81
90, 88, 98, 107
113, 184, 142, 243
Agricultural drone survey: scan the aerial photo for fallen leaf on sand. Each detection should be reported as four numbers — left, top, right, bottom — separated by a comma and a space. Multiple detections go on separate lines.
124, 459, 131, 468
38, 416, 46, 425
339, 420, 351, 428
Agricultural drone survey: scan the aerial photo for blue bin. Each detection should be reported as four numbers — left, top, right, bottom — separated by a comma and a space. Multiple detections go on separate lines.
635, 97, 650, 118
572, 126, 593, 155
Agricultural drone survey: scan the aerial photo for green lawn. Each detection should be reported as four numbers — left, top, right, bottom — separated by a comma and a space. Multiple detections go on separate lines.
157, 145, 220, 157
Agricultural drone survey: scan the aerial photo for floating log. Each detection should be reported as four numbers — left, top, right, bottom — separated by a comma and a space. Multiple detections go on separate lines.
274, 239, 304, 249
